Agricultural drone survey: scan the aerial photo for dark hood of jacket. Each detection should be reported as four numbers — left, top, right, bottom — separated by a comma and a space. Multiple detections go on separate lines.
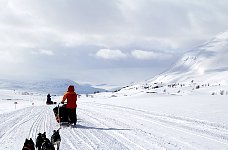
67, 85, 75, 92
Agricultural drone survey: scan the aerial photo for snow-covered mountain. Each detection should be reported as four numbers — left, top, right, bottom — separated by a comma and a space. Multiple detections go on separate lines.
0, 79, 106, 95
106, 31, 228, 97
149, 31, 228, 84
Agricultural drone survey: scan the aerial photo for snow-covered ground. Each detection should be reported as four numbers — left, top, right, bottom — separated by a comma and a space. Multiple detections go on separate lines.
0, 87, 228, 150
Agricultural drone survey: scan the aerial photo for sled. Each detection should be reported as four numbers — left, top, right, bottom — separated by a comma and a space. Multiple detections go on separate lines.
53, 104, 69, 125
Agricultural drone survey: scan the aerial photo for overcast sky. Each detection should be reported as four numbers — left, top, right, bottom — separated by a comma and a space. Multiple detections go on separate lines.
0, 0, 228, 85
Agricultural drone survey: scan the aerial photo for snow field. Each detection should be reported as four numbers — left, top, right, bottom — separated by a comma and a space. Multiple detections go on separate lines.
0, 89, 228, 150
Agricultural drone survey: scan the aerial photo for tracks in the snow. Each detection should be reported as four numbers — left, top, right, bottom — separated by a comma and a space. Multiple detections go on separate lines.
0, 101, 227, 150
77, 101, 228, 150
0, 106, 58, 150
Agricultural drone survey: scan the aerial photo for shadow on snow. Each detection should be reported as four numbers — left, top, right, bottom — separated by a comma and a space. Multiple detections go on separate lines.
75, 124, 131, 131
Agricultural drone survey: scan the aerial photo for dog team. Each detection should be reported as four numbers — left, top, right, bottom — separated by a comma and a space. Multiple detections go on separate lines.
22, 85, 78, 150
22, 129, 61, 150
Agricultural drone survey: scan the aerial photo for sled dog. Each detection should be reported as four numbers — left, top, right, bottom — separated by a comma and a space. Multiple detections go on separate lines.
22, 138, 35, 150
51, 129, 61, 150
36, 132, 46, 150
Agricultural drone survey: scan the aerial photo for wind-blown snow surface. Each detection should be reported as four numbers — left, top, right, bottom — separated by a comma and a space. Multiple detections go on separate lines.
0, 89, 228, 150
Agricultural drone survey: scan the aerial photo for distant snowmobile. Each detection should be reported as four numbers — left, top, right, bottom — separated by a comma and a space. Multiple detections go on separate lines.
46, 94, 57, 105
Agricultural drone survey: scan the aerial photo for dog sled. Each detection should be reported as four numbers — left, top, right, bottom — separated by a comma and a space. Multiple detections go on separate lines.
53, 104, 69, 126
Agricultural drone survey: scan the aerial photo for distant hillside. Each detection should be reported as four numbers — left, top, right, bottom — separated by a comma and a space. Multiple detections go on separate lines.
109, 31, 228, 97
149, 31, 228, 84
0, 79, 106, 95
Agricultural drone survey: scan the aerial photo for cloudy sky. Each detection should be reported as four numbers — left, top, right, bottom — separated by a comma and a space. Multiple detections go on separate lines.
0, 0, 228, 85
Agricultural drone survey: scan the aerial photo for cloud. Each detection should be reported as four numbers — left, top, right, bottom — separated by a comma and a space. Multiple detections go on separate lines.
0, 50, 22, 63
30, 49, 54, 56
0, 0, 228, 84
39, 49, 54, 56
95, 49, 127, 60
131, 50, 173, 60
1, 0, 228, 51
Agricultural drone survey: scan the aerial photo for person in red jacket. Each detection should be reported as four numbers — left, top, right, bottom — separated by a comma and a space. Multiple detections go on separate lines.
61, 85, 77, 125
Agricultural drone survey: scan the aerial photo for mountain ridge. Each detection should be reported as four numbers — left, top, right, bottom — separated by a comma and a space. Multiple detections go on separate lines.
0, 78, 106, 95
148, 31, 228, 84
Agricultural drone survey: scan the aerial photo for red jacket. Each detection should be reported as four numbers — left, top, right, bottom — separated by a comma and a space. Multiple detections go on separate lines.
62, 85, 77, 109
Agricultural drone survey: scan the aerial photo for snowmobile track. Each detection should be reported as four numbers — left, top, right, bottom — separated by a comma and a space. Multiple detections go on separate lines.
0, 102, 227, 150
80, 101, 228, 149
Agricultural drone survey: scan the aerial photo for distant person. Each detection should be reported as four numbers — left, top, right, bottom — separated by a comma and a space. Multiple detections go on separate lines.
46, 93, 52, 104
61, 85, 77, 125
